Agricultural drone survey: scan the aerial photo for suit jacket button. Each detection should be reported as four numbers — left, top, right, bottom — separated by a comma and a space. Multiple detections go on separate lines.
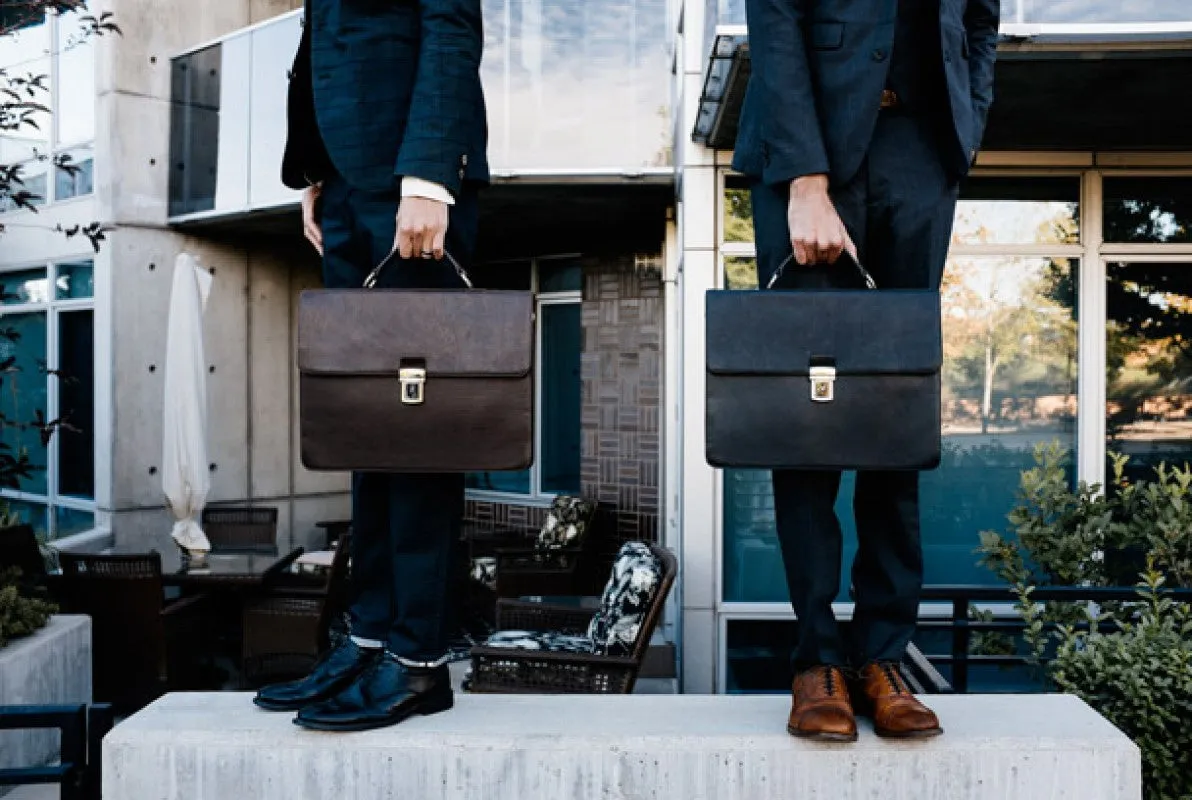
872, 49, 887, 61
459, 168, 466, 179
461, 155, 468, 166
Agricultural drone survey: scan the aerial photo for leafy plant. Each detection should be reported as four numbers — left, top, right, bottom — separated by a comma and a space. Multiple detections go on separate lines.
0, 566, 56, 648
977, 442, 1192, 799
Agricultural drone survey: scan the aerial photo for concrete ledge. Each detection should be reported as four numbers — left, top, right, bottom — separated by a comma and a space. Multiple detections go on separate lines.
0, 615, 92, 772
104, 692, 1140, 800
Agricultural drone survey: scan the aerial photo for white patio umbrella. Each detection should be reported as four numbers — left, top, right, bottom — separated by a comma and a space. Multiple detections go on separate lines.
162, 252, 214, 553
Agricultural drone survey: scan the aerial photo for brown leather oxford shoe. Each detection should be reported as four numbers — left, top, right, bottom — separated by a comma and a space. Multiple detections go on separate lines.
853, 661, 943, 739
787, 665, 858, 742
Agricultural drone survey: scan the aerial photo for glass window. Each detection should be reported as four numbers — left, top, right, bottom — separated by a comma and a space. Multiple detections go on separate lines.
1104, 178, 1192, 245
539, 259, 582, 293
57, 309, 94, 500
1023, 0, 1191, 23
1, 269, 50, 304
539, 303, 582, 493
53, 144, 94, 201
55, 506, 94, 537
722, 256, 1079, 602
0, 11, 51, 164
724, 255, 757, 290
1, 499, 48, 540
1107, 261, 1192, 483
54, 10, 96, 147
55, 260, 94, 299
724, 176, 754, 243
724, 619, 1047, 694
466, 259, 582, 498
0, 312, 50, 496
953, 177, 1080, 246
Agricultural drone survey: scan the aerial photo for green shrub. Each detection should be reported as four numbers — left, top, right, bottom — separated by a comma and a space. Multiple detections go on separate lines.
0, 567, 56, 649
977, 443, 1192, 800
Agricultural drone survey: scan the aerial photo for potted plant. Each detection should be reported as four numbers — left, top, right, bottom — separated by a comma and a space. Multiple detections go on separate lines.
977, 442, 1192, 800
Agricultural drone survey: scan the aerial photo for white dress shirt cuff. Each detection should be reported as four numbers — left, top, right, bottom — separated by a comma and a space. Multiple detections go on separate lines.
400, 177, 455, 205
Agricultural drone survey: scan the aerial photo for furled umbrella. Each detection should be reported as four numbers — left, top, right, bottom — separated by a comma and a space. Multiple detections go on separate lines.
162, 252, 214, 554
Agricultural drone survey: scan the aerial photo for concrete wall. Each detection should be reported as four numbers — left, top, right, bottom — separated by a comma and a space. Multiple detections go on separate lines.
92, 0, 346, 552
0, 615, 92, 773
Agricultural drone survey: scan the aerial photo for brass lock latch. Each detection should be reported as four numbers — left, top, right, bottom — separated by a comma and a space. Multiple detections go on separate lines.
399, 367, 426, 405
809, 365, 836, 402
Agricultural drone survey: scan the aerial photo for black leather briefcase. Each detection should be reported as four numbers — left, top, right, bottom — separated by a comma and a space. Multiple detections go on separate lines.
705, 253, 942, 470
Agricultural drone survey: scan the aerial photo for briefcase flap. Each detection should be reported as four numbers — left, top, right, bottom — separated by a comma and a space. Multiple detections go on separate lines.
297, 289, 533, 377
706, 289, 941, 376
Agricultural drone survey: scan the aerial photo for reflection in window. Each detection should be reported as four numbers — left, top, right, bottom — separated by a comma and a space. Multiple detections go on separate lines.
724, 176, 754, 243
539, 303, 582, 493
724, 256, 756, 290
54, 10, 96, 147
1104, 178, 1192, 245
721, 256, 1079, 603
1107, 262, 1192, 482
953, 177, 1079, 246
1, 269, 50, 305
54, 144, 94, 201
0, 312, 50, 496
55, 261, 94, 299
0, 11, 51, 163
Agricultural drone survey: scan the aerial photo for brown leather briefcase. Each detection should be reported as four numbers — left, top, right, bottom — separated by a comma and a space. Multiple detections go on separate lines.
296, 251, 534, 472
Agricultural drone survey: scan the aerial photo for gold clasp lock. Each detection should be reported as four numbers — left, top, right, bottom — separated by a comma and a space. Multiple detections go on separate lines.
399, 367, 426, 405
809, 365, 836, 402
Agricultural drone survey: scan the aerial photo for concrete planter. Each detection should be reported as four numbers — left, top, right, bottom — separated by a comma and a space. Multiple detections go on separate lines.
0, 615, 92, 772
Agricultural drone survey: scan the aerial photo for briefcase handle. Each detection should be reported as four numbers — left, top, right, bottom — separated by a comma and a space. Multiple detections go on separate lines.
362, 247, 473, 289
765, 249, 877, 290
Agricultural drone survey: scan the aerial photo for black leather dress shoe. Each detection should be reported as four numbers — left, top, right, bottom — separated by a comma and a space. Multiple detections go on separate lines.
294, 653, 452, 732
253, 638, 381, 712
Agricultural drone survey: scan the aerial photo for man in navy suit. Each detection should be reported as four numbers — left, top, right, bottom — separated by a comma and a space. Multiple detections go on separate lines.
733, 0, 998, 740
253, 0, 489, 732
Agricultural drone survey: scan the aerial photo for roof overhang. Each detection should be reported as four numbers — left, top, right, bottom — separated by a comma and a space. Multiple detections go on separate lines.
693, 23, 1192, 152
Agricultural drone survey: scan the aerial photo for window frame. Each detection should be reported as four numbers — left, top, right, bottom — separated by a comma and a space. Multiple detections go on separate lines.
710, 166, 1192, 690
465, 255, 583, 505
0, 258, 96, 539
0, 8, 96, 212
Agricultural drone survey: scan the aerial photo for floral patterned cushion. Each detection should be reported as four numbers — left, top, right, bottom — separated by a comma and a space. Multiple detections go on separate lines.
534, 496, 595, 551
470, 556, 497, 590
482, 629, 595, 654
586, 541, 663, 656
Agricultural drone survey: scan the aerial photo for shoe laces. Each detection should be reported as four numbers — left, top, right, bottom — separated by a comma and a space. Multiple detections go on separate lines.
820, 666, 839, 696
879, 662, 906, 695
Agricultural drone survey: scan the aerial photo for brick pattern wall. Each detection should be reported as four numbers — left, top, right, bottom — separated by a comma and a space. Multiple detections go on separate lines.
580, 255, 663, 554
463, 255, 664, 565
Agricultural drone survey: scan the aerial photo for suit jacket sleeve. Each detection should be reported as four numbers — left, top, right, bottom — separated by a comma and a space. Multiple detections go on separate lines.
393, 0, 483, 196
964, 0, 999, 149
744, 0, 830, 185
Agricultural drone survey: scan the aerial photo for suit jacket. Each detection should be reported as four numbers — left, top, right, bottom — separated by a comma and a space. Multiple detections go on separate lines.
731, 0, 999, 186
281, 0, 490, 195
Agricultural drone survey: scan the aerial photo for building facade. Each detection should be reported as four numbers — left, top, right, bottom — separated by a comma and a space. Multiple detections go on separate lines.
2, 0, 1191, 693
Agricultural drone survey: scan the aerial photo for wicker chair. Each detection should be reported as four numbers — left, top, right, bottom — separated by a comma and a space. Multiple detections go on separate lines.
468, 541, 677, 694
201, 506, 279, 554
489, 496, 599, 598
57, 552, 208, 713
240, 533, 352, 686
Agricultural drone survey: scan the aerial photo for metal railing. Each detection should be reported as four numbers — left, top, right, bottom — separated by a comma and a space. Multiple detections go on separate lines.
0, 703, 114, 800
916, 584, 1192, 693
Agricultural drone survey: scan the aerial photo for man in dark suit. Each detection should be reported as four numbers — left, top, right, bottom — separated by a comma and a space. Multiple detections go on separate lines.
733, 0, 998, 740
252, 0, 489, 732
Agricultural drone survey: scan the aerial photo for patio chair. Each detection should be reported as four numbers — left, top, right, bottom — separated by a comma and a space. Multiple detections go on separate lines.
0, 523, 50, 590
240, 533, 352, 685
485, 495, 599, 598
56, 552, 208, 713
201, 505, 279, 554
467, 541, 677, 694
